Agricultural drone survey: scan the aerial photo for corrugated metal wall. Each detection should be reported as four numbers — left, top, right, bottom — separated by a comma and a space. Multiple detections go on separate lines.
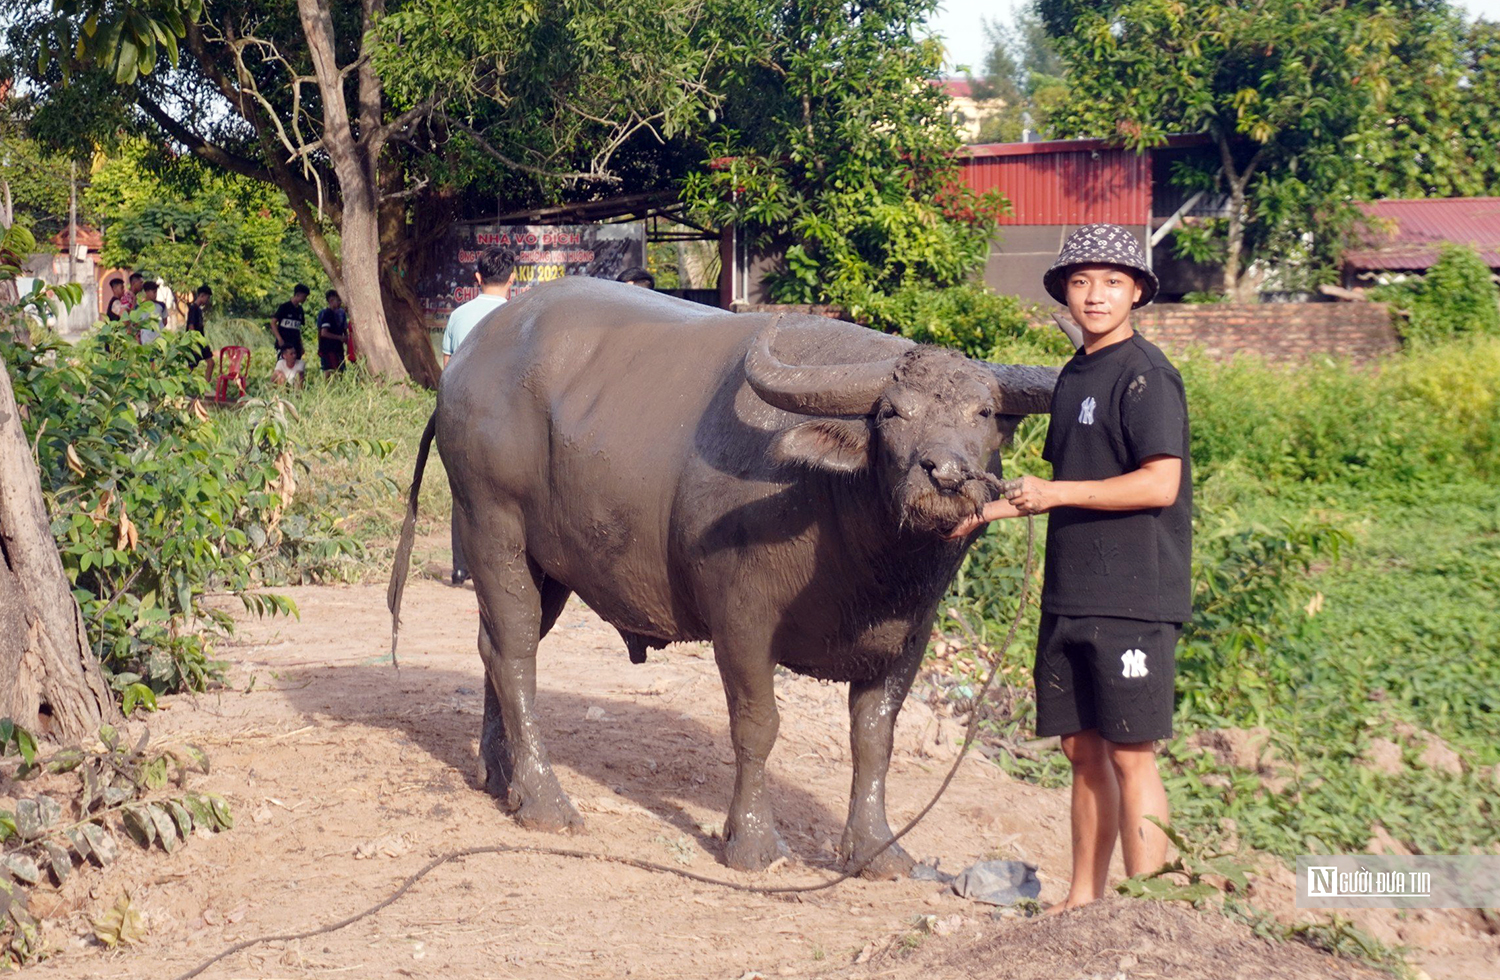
960, 143, 1151, 226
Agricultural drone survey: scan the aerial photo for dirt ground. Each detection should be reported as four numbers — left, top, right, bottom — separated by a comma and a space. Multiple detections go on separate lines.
14, 569, 1499, 980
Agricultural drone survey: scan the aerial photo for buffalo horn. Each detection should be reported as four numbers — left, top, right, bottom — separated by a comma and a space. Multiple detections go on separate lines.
743, 317, 902, 417
985, 363, 1060, 416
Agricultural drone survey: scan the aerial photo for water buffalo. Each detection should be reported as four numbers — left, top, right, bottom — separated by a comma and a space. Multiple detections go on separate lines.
389, 277, 1056, 877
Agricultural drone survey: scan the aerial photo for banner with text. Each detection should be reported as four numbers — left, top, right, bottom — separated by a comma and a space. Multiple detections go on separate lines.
418, 222, 646, 326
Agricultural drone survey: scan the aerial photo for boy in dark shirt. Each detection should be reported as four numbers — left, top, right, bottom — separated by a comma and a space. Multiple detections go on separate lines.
316, 290, 350, 374
950, 224, 1191, 912
186, 285, 213, 379
270, 284, 310, 359
105, 278, 128, 321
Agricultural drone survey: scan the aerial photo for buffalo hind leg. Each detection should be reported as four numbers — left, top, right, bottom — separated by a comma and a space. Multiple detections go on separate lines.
714, 644, 786, 871
841, 640, 924, 879
478, 576, 571, 801
472, 539, 582, 833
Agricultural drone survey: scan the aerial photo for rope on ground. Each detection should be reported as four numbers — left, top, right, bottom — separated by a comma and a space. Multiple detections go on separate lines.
171, 516, 1035, 980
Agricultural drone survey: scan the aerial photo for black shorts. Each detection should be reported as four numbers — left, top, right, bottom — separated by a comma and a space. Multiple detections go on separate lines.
319, 348, 346, 372
1034, 613, 1179, 744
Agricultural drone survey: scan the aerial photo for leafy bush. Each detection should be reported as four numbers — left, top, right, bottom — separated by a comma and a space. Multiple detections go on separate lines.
1, 314, 385, 697
1373, 243, 1500, 345
1, 718, 232, 967
847, 281, 1070, 362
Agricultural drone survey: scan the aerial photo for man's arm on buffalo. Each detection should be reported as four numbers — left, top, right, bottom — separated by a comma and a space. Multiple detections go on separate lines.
944, 455, 1181, 540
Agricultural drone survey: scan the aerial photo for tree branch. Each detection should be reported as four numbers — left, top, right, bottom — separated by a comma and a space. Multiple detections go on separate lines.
448, 118, 616, 183
134, 95, 277, 186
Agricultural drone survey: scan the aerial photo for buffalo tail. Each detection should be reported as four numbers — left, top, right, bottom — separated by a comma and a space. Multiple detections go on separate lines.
387, 411, 438, 669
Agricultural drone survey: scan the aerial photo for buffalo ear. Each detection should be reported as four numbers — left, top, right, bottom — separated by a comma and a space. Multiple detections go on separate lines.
771, 418, 872, 474
995, 414, 1024, 444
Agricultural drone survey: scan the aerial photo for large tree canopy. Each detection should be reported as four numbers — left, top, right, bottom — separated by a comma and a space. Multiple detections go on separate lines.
1039, 0, 1498, 299
682, 0, 1004, 308
4, 0, 750, 385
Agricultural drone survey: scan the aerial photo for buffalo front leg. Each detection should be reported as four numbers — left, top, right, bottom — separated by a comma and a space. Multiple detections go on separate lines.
714, 645, 786, 871
841, 641, 924, 879
471, 543, 582, 833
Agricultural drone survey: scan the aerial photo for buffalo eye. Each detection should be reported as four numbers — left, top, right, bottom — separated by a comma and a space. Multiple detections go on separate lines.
878, 403, 900, 421
977, 405, 995, 419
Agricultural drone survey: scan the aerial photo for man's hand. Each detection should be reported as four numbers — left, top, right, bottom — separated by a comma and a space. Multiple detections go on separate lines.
944, 511, 987, 541
1006, 475, 1064, 515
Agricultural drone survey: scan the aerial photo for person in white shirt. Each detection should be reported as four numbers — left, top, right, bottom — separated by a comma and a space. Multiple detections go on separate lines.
439, 245, 514, 585
270, 346, 306, 388
441, 246, 515, 367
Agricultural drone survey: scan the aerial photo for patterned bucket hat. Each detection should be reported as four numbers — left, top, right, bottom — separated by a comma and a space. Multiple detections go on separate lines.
1043, 224, 1159, 308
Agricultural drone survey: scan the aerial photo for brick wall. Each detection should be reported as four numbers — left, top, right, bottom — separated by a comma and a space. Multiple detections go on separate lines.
1133, 303, 1399, 363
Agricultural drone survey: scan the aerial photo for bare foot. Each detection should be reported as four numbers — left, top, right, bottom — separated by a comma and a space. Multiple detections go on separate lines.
1041, 894, 1100, 917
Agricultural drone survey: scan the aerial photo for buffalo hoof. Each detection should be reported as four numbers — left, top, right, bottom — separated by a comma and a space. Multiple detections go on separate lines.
723, 827, 788, 872
510, 795, 586, 834
843, 839, 916, 880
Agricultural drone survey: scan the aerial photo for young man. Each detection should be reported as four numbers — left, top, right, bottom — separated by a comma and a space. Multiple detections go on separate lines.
439, 246, 515, 586
441, 246, 514, 368
270, 345, 306, 388
185, 285, 213, 380
105, 278, 128, 321
271, 284, 310, 361
951, 224, 1191, 912
138, 281, 167, 342
616, 266, 655, 289
316, 289, 350, 374
125, 272, 144, 313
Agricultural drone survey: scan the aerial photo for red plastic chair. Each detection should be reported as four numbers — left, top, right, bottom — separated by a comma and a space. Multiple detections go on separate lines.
214, 346, 251, 403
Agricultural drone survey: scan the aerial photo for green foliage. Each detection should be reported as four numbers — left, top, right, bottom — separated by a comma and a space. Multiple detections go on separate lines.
848, 281, 1068, 363
1372, 244, 1500, 346
39, 0, 203, 85
0, 308, 392, 694
1039, 0, 1461, 294
1116, 817, 1253, 906
967, 6, 1069, 143
85, 143, 330, 317
682, 0, 1004, 306
0, 719, 229, 967
1350, 18, 1500, 200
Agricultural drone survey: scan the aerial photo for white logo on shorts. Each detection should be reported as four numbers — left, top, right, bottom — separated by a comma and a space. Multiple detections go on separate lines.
1078, 396, 1097, 425
1121, 649, 1148, 678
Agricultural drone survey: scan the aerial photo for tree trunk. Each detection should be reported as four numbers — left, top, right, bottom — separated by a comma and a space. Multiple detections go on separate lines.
0, 361, 118, 741
377, 158, 443, 388
338, 196, 407, 378
1223, 189, 1246, 301
297, 0, 408, 382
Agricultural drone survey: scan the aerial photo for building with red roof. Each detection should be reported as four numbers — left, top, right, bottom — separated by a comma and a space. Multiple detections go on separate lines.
1343, 198, 1500, 284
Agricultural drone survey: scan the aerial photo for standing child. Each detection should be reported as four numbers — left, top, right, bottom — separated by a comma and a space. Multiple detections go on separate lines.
951, 224, 1192, 912
185, 285, 214, 382
316, 290, 350, 374
270, 284, 310, 361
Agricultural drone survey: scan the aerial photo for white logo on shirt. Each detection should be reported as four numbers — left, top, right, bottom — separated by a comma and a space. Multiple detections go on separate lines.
1078, 396, 1097, 425
1121, 649, 1148, 678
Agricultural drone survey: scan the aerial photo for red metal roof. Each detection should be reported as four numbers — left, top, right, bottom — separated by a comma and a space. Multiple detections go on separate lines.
958, 141, 1151, 225
1345, 197, 1500, 270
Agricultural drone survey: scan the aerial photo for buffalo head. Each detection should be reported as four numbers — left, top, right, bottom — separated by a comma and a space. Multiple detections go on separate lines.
744, 321, 1057, 536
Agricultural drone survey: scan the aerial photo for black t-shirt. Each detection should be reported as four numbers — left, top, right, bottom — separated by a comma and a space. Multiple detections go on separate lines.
186, 304, 205, 333
106, 296, 127, 321
1040, 333, 1192, 623
273, 301, 306, 354
316, 307, 348, 355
